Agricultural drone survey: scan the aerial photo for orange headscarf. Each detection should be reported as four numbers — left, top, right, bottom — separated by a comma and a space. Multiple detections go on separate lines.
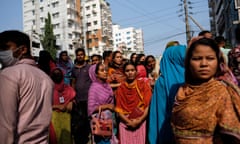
115, 79, 152, 114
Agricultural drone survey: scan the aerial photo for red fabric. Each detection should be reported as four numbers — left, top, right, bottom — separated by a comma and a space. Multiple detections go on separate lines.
49, 60, 57, 72
136, 65, 147, 79
53, 81, 76, 105
115, 79, 152, 114
49, 122, 57, 144
107, 67, 126, 84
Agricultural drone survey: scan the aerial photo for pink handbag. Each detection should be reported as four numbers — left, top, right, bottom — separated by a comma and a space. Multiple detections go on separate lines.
90, 107, 113, 137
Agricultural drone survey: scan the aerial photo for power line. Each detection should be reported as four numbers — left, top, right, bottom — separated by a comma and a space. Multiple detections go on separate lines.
144, 32, 187, 47
113, 5, 179, 22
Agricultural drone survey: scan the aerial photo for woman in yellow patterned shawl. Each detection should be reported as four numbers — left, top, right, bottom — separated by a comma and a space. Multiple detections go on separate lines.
171, 38, 240, 144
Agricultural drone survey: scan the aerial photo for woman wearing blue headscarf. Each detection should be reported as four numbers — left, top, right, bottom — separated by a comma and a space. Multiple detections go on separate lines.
148, 45, 186, 144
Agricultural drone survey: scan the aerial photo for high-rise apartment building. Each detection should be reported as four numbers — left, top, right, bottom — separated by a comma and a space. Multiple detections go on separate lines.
82, 0, 113, 56
23, 0, 113, 58
23, 0, 82, 57
208, 0, 239, 45
112, 24, 144, 58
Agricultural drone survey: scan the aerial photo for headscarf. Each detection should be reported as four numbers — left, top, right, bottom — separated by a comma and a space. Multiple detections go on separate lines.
56, 58, 74, 85
148, 45, 186, 144
88, 64, 114, 116
51, 68, 75, 106
115, 79, 152, 114
228, 45, 240, 86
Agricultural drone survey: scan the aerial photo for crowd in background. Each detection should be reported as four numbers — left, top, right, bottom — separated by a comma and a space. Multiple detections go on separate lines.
1, 29, 240, 144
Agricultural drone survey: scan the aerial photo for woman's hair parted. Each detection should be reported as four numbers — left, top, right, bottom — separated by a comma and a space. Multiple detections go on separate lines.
123, 62, 137, 72
184, 38, 224, 83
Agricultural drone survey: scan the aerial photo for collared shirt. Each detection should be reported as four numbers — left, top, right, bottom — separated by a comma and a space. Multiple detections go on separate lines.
72, 62, 92, 101
0, 58, 54, 144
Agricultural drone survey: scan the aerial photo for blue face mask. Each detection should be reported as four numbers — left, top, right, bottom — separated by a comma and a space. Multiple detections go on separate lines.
0, 50, 18, 68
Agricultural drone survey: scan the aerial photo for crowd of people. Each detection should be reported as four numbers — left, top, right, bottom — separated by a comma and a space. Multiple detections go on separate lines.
1, 29, 240, 144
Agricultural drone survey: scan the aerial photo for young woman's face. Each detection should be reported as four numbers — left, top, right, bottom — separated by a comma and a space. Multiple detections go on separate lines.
124, 64, 137, 81
147, 57, 156, 69
91, 56, 100, 65
96, 64, 108, 81
113, 52, 123, 65
61, 53, 68, 62
131, 54, 137, 63
140, 56, 145, 63
189, 44, 218, 82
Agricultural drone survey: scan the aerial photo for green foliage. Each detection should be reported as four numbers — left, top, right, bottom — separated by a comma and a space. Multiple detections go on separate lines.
41, 12, 57, 59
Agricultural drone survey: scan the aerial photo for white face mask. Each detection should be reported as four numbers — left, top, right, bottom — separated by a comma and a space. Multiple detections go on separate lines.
0, 50, 18, 68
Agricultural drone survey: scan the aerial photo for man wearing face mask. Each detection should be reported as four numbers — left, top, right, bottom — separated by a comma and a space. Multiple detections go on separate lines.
0, 30, 54, 143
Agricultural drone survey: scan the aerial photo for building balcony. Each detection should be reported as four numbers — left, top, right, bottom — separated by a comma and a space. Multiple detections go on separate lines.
67, 4, 75, 10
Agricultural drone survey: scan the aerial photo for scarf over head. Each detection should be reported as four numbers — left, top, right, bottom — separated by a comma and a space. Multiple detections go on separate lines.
52, 68, 76, 106
115, 79, 152, 114
88, 64, 114, 116
148, 45, 186, 144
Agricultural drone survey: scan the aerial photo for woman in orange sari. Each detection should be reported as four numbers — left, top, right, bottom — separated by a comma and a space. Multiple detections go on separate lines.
107, 51, 126, 90
115, 62, 152, 144
171, 38, 240, 144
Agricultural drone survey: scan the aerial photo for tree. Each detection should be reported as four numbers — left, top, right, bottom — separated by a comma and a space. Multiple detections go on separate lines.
41, 12, 57, 59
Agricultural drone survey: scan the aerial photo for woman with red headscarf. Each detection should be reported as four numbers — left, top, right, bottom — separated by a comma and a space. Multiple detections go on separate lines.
115, 62, 152, 144
49, 68, 76, 144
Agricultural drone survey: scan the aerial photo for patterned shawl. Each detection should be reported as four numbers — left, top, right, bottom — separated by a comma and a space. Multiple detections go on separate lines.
171, 79, 240, 143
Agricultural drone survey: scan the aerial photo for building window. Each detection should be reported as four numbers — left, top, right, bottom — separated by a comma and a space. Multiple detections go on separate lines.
40, 17, 44, 22
52, 12, 59, 19
55, 34, 60, 39
32, 41, 40, 48
32, 0, 35, 5
52, 2, 59, 8
68, 33, 72, 39
87, 22, 91, 27
86, 6, 90, 10
40, 0, 43, 2
92, 4, 96, 8
86, 31, 91, 35
126, 31, 130, 34
127, 37, 131, 40
40, 7, 43, 12
86, 14, 91, 18
32, 20, 35, 25
69, 44, 73, 50
87, 39, 92, 44
93, 21, 97, 25
53, 23, 60, 29
68, 22, 73, 28
32, 10, 35, 15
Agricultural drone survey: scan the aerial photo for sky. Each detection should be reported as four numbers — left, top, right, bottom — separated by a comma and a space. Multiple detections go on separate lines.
0, 0, 210, 56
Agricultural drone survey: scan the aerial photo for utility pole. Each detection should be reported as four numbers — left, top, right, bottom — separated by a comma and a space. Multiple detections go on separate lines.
188, 15, 204, 31
184, 0, 191, 43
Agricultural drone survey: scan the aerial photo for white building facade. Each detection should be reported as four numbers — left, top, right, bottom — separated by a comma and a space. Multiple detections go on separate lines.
82, 0, 113, 56
23, 0, 83, 57
112, 24, 144, 58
